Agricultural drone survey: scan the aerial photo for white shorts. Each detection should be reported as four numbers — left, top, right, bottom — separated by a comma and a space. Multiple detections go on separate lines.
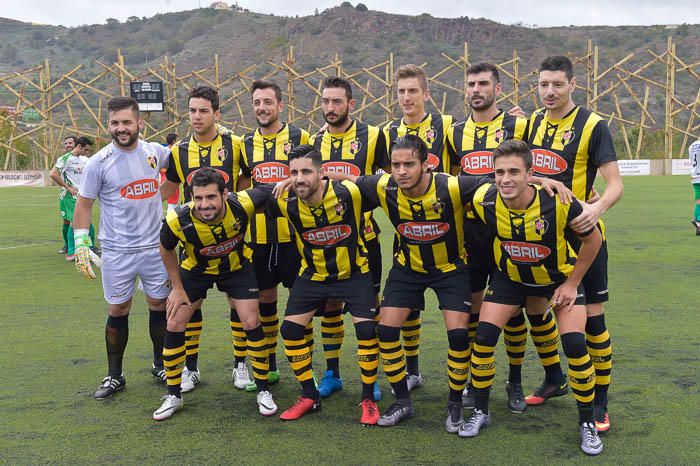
101, 247, 170, 304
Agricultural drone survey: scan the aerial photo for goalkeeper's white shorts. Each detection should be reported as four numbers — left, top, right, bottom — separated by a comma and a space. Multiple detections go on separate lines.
101, 247, 170, 304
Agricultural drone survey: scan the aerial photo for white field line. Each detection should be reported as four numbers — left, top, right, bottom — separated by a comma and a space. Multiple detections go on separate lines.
0, 241, 57, 251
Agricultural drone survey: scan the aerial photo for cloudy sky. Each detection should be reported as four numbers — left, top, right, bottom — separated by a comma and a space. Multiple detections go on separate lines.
4, 0, 700, 27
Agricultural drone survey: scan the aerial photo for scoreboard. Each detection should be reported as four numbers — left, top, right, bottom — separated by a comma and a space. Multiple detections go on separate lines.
130, 81, 164, 112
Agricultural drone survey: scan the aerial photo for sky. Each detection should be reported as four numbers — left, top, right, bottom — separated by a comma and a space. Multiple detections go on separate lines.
3, 0, 699, 28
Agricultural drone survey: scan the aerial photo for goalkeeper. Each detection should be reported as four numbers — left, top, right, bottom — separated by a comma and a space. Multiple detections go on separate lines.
72, 96, 173, 400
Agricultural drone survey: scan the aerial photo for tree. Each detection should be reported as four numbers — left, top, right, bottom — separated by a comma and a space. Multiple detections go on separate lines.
355, 3, 368, 11
127, 16, 140, 22
340, 1, 353, 7
106, 18, 119, 25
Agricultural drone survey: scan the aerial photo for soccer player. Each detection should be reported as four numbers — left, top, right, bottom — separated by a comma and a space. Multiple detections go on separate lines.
271, 145, 380, 425
308, 76, 388, 399
72, 96, 171, 399
448, 62, 565, 414
459, 140, 604, 456
527, 56, 623, 432
689, 138, 700, 235
236, 79, 309, 392
154, 168, 276, 420
382, 64, 453, 391
160, 86, 248, 392
56, 135, 76, 254
50, 136, 97, 261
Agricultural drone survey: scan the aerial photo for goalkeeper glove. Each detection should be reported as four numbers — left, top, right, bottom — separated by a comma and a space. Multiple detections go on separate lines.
74, 229, 101, 280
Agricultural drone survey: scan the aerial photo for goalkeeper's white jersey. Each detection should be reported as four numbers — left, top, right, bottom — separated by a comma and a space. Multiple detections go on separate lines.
690, 140, 700, 183
80, 140, 170, 252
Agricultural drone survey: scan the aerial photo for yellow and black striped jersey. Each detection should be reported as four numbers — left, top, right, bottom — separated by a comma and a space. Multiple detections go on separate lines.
383, 113, 454, 173
472, 183, 588, 286
160, 186, 271, 275
240, 123, 309, 244
309, 120, 389, 242
267, 180, 369, 282
448, 111, 529, 178
165, 133, 243, 203
355, 172, 488, 274
527, 106, 617, 201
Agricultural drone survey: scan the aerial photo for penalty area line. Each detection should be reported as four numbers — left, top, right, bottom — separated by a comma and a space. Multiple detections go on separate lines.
0, 241, 57, 251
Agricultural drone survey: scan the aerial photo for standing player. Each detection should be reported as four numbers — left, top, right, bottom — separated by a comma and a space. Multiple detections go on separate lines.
160, 86, 248, 392
50, 136, 97, 261
382, 64, 454, 391
448, 62, 566, 413
72, 97, 171, 399
56, 135, 76, 254
460, 140, 604, 456
154, 168, 276, 420
271, 145, 380, 425
308, 77, 389, 399
527, 55, 623, 432
237, 79, 309, 391
689, 138, 700, 235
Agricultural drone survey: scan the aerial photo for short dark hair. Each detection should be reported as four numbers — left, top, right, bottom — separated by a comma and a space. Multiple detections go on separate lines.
75, 136, 93, 147
251, 79, 283, 103
191, 167, 225, 194
539, 55, 574, 81
189, 85, 220, 112
391, 134, 428, 163
322, 77, 353, 100
288, 144, 322, 169
165, 133, 178, 145
492, 139, 532, 170
64, 135, 77, 143
466, 62, 500, 84
108, 96, 140, 115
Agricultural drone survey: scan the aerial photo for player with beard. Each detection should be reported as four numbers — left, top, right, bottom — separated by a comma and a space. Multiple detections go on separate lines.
526, 56, 623, 433
381, 64, 454, 392
308, 77, 388, 401
270, 145, 380, 425
73, 97, 171, 399
237, 80, 309, 391
448, 62, 567, 414
155, 168, 276, 420
160, 86, 249, 393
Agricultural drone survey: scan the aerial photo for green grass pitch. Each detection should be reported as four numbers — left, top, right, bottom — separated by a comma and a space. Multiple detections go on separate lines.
1, 176, 698, 464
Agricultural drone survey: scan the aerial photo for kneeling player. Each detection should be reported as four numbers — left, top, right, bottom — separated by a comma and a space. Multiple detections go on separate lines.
155, 168, 276, 420
460, 140, 604, 456
272, 145, 380, 425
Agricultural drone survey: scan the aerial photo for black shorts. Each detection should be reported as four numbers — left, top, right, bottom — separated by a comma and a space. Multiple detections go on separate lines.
566, 229, 609, 304
484, 269, 585, 307
381, 265, 472, 313
180, 265, 259, 302
286, 272, 376, 320
252, 242, 301, 290
365, 237, 383, 296
465, 219, 496, 293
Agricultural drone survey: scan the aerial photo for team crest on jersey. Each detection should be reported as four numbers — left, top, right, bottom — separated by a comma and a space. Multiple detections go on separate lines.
494, 127, 508, 143
283, 141, 293, 154
335, 201, 347, 217
349, 139, 363, 155
217, 147, 228, 162
146, 154, 158, 169
534, 217, 549, 235
561, 129, 575, 146
425, 127, 436, 145
432, 200, 445, 215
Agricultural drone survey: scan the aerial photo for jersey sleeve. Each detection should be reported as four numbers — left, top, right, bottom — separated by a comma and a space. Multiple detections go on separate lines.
470, 183, 492, 223
78, 157, 101, 199
588, 121, 617, 167
565, 199, 594, 237
446, 124, 460, 168
234, 135, 251, 178
152, 143, 170, 170
457, 175, 492, 204
242, 184, 273, 210
354, 174, 382, 210
300, 128, 310, 145
165, 151, 182, 183
159, 219, 180, 250
374, 131, 390, 171
53, 153, 68, 172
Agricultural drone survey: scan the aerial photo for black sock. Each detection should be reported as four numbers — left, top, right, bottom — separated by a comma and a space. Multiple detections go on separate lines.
106, 315, 129, 377
149, 310, 166, 367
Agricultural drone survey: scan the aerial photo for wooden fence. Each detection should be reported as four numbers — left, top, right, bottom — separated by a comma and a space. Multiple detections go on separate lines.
0, 38, 698, 169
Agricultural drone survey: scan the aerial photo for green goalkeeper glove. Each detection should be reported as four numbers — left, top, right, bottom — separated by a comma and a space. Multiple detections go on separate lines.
74, 229, 101, 280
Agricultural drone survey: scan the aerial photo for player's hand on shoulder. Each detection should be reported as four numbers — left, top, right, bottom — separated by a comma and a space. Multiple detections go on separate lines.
542, 178, 573, 204
507, 106, 527, 118
272, 178, 293, 198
